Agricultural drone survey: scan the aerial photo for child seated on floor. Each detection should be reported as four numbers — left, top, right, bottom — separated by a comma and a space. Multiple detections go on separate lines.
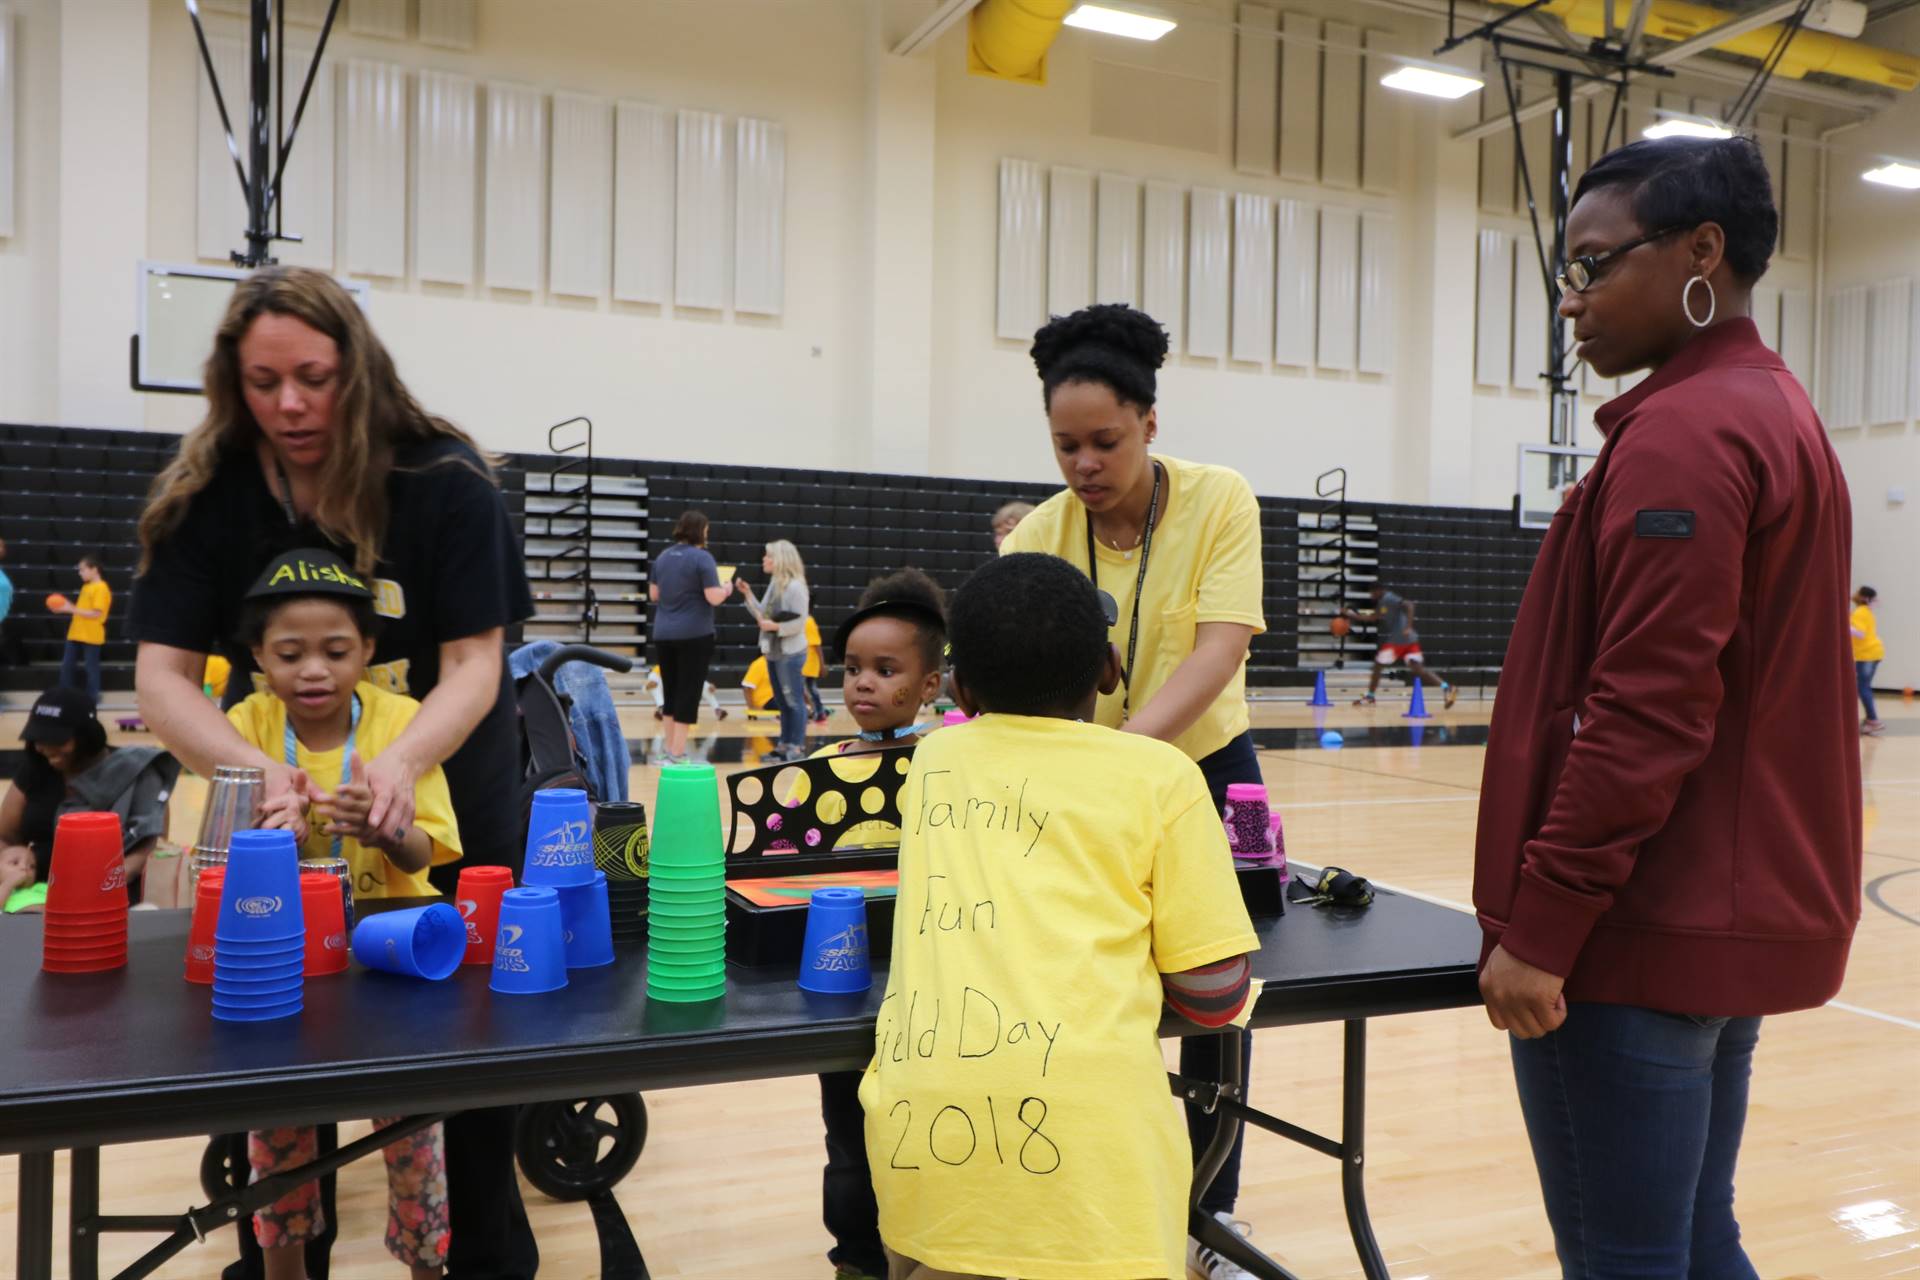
861, 553, 1258, 1280
225, 549, 460, 1280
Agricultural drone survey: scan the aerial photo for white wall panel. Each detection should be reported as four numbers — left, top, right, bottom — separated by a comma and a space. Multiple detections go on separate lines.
413, 70, 476, 285
1317, 206, 1359, 371
1358, 209, 1393, 375
274, 47, 335, 270
1278, 13, 1319, 182
996, 158, 1047, 340
1048, 166, 1094, 318
1142, 180, 1185, 350
1519, 72, 1551, 217
1784, 117, 1816, 261
1750, 286, 1780, 354
1779, 288, 1814, 389
1479, 82, 1514, 214
675, 109, 730, 311
285, 0, 335, 23
1912, 280, 1920, 430
734, 117, 785, 316
1320, 21, 1361, 190
1361, 29, 1399, 193
1511, 244, 1548, 391
1273, 197, 1315, 368
1095, 174, 1140, 306
1187, 188, 1230, 359
348, 0, 407, 40
1475, 228, 1513, 388
418, 0, 477, 50
549, 94, 614, 300
1233, 4, 1278, 176
197, 37, 250, 263
1868, 279, 1911, 426
484, 83, 546, 292
1822, 287, 1867, 428
1756, 112, 1786, 215
1231, 193, 1273, 364
613, 102, 674, 305
0, 8, 15, 237
339, 59, 407, 278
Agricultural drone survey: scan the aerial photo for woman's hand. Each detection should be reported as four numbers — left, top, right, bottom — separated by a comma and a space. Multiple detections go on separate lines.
735, 578, 753, 598
313, 755, 383, 846
757, 617, 779, 632
257, 768, 311, 843
358, 750, 421, 845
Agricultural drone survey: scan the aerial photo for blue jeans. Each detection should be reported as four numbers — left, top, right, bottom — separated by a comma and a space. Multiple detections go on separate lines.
769, 651, 809, 754
60, 640, 102, 705
1857, 660, 1880, 721
1511, 1004, 1763, 1280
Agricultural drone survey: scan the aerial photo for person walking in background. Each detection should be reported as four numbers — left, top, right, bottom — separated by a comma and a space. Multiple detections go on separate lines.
990, 500, 1034, 550
1852, 585, 1885, 736
736, 539, 812, 761
1343, 583, 1457, 709
649, 510, 730, 764
52, 554, 111, 703
802, 615, 830, 724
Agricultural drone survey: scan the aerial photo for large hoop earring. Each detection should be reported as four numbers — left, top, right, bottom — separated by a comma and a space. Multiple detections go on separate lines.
1683, 275, 1716, 328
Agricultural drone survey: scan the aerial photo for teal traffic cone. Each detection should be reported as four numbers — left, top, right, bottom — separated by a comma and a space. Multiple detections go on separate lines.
1404, 679, 1432, 719
1310, 671, 1332, 707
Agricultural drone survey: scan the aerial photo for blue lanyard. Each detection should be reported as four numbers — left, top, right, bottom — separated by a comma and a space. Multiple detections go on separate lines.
286, 692, 360, 860
856, 721, 935, 743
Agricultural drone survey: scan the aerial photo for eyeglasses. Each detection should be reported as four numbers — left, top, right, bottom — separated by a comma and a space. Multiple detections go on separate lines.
1557, 226, 1684, 294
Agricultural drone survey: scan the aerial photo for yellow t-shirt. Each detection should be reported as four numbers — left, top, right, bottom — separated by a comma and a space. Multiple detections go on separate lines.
67, 580, 111, 646
203, 654, 232, 699
860, 715, 1258, 1280
804, 615, 825, 680
782, 739, 906, 850
742, 656, 775, 711
226, 681, 462, 899
1001, 454, 1266, 762
1852, 604, 1885, 663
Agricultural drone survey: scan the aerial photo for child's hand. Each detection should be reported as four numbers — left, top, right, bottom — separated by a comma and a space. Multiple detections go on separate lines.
256, 790, 311, 842
314, 756, 380, 846
0, 845, 35, 885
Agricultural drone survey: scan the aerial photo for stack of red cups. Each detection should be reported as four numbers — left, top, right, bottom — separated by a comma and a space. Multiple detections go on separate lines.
42, 812, 129, 974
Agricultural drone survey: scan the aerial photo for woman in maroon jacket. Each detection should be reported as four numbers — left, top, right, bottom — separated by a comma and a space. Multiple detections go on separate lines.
1474, 137, 1859, 1277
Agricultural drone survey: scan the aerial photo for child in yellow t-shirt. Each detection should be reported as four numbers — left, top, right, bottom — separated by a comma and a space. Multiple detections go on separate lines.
741, 655, 777, 716
803, 614, 830, 722
222, 548, 454, 1277
861, 553, 1258, 1280
1851, 585, 1886, 735
54, 555, 112, 704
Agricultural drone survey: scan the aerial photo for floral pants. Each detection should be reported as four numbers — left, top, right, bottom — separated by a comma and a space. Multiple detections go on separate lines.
248, 1119, 450, 1268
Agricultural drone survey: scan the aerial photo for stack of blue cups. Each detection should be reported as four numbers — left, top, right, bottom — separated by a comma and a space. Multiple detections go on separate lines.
518, 789, 613, 975
212, 829, 306, 1022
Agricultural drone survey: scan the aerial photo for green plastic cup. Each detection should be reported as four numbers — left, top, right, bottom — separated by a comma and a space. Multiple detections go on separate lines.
647, 941, 725, 963
648, 921, 725, 943
647, 978, 725, 1003
650, 763, 725, 867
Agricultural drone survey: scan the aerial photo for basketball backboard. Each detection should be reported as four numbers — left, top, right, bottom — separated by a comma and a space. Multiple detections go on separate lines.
1515, 443, 1600, 530
133, 261, 368, 394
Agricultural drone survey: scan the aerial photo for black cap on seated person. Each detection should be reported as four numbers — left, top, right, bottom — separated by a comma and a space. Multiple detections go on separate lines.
244, 548, 375, 602
948, 553, 1112, 715
20, 686, 99, 744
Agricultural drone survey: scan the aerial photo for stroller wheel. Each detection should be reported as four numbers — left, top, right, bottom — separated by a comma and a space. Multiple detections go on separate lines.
514, 1094, 648, 1201
201, 1134, 249, 1202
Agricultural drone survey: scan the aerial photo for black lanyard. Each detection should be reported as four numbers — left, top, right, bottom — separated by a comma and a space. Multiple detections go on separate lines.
271, 456, 300, 527
1084, 461, 1162, 720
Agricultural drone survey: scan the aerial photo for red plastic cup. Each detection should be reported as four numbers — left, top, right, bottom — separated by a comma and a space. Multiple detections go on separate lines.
45, 812, 128, 915
301, 871, 350, 977
185, 868, 227, 984
456, 866, 515, 966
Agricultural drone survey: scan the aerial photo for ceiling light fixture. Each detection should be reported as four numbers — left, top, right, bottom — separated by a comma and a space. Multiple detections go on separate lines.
1862, 161, 1920, 190
1644, 116, 1734, 141
1062, 4, 1176, 41
1379, 64, 1485, 100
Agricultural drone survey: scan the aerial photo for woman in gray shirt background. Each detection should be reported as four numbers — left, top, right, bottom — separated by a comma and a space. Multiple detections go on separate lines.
736, 538, 812, 761
649, 511, 730, 764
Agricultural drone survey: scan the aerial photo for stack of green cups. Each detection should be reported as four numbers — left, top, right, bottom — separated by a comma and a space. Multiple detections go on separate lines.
646, 762, 728, 1002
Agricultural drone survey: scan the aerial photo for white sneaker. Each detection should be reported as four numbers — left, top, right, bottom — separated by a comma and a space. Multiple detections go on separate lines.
1187, 1211, 1258, 1280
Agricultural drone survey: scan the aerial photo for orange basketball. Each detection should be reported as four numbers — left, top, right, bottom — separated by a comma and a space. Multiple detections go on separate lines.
1329, 615, 1351, 637
45, 593, 69, 612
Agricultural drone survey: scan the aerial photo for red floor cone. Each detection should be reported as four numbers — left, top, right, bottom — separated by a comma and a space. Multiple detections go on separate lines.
1310, 671, 1332, 707
1404, 679, 1432, 719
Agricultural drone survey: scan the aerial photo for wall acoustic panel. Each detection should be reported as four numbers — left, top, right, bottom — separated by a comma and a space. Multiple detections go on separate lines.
1095, 173, 1141, 307
996, 158, 1047, 341
1822, 286, 1867, 429
1188, 189, 1231, 358
1360, 30, 1399, 194
0, 7, 15, 237
197, 37, 251, 263
348, 0, 407, 40
1511, 244, 1549, 392
274, 47, 335, 270
1868, 278, 1911, 426
418, 0, 478, 50
1478, 79, 1514, 214
1142, 180, 1185, 350
734, 117, 786, 316
1756, 112, 1786, 223
1779, 288, 1813, 389
1358, 210, 1393, 375
1518, 72, 1552, 216
1750, 286, 1780, 355
1784, 117, 1816, 261
1233, 4, 1278, 176
549, 94, 614, 300
1475, 227, 1513, 388
1317, 207, 1359, 371
675, 109, 731, 311
284, 0, 336, 23
1273, 197, 1315, 367
414, 70, 476, 286
1320, 21, 1362, 190
484, 83, 547, 292
339, 59, 407, 279
1230, 193, 1274, 364
613, 102, 674, 305
1048, 166, 1094, 318
1278, 12, 1320, 182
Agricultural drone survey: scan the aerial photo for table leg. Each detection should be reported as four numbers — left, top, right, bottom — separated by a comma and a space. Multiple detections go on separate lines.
1341, 1019, 1390, 1280
17, 1150, 55, 1280
70, 1147, 99, 1280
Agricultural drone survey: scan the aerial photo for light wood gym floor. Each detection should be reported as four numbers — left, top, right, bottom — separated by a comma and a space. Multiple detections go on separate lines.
2, 692, 1916, 1277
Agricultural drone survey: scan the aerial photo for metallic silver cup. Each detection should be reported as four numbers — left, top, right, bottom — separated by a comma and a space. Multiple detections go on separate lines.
189, 765, 267, 894
302, 856, 355, 930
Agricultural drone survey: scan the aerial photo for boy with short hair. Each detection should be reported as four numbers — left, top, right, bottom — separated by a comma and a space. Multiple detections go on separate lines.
1344, 583, 1457, 709
861, 553, 1257, 1280
54, 555, 112, 704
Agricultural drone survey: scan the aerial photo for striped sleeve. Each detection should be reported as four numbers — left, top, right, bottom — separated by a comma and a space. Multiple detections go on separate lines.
1162, 954, 1253, 1028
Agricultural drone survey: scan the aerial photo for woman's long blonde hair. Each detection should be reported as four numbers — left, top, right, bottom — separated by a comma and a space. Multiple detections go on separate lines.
765, 540, 806, 600
138, 266, 491, 575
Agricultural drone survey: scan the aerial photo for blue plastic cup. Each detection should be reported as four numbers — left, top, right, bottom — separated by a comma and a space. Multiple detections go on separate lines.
796, 887, 871, 994
212, 975, 305, 1000
215, 830, 305, 944
212, 959, 305, 984
521, 789, 596, 888
212, 992, 302, 1022
351, 903, 466, 980
559, 873, 615, 970
211, 940, 306, 968
489, 888, 570, 994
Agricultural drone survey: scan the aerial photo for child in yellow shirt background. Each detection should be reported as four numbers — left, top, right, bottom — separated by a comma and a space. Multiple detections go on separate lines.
52, 554, 111, 704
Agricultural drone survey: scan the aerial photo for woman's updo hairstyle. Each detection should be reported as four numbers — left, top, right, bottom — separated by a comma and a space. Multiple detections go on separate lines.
1030, 303, 1171, 412
1572, 135, 1778, 283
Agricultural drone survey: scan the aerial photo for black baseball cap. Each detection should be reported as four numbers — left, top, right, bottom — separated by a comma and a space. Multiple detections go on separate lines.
20, 687, 98, 744
245, 548, 374, 602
